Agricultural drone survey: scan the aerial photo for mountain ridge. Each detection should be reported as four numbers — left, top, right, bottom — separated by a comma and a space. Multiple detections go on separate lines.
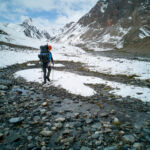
0, 0, 150, 55
54, 0, 150, 55
0, 17, 55, 48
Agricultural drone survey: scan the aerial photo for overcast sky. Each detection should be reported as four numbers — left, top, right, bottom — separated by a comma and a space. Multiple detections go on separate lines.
0, 0, 98, 28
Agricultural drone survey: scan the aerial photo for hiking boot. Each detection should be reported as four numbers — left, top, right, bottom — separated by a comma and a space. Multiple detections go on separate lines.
43, 79, 46, 84
46, 76, 50, 81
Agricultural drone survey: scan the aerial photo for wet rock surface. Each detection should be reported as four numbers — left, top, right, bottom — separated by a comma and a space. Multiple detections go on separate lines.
0, 61, 150, 150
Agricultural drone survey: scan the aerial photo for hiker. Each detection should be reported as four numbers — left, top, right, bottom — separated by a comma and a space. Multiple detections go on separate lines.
38, 44, 54, 84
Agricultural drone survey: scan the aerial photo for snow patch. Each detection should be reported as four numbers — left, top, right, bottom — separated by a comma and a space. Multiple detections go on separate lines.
27, 63, 36, 66
128, 0, 133, 4
54, 64, 65, 67
128, 16, 132, 20
0, 50, 39, 68
14, 68, 150, 101
100, 2, 108, 13
139, 26, 150, 39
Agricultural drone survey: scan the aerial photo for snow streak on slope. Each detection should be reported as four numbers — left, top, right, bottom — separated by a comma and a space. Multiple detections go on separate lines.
56, 22, 131, 51
100, 1, 108, 13
139, 26, 150, 39
58, 23, 89, 45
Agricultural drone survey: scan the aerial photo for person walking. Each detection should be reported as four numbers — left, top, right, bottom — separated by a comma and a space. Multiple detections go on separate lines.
38, 44, 54, 84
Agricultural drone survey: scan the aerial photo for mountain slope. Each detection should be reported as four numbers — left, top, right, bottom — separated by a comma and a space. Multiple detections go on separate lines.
55, 0, 150, 53
21, 18, 51, 39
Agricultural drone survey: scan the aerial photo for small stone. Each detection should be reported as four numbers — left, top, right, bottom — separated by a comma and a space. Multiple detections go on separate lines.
40, 130, 53, 137
74, 122, 82, 128
80, 146, 91, 150
57, 135, 63, 142
31, 121, 38, 125
136, 92, 143, 95
147, 112, 150, 115
33, 116, 41, 121
61, 137, 74, 143
45, 122, 52, 127
42, 102, 48, 107
9, 117, 24, 124
113, 117, 120, 126
62, 130, 71, 135
134, 124, 142, 130
119, 131, 125, 135
0, 133, 4, 140
55, 123, 63, 129
27, 136, 33, 140
122, 135, 135, 144
46, 111, 52, 116
0, 85, 8, 90
64, 142, 70, 146
100, 113, 109, 117
110, 110, 115, 114
95, 140, 102, 146
9, 134, 21, 142
51, 111, 58, 115
92, 123, 101, 130
102, 122, 112, 128
104, 128, 112, 133
91, 133, 100, 139
41, 146, 46, 150
74, 113, 80, 118
133, 143, 143, 150
42, 116, 47, 120
55, 117, 65, 122
51, 127, 57, 131
86, 118, 93, 124
59, 110, 65, 114
142, 128, 150, 134
0, 90, 5, 96
40, 108, 46, 113
65, 124, 71, 128
55, 100, 61, 104
40, 141, 46, 146
125, 114, 130, 118
28, 143, 35, 149
104, 146, 117, 150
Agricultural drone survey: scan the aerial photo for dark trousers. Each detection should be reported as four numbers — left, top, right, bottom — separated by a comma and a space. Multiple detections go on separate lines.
42, 63, 51, 83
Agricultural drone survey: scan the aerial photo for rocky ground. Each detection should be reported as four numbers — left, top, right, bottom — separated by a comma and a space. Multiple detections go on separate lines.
0, 58, 150, 150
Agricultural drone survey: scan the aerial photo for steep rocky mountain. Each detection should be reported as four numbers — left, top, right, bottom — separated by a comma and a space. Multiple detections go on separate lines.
21, 18, 51, 40
0, 18, 54, 47
55, 0, 150, 54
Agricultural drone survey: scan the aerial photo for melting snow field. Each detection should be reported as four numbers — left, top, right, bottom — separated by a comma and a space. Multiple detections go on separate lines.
1, 45, 150, 81
52, 44, 150, 80
1, 44, 150, 101
14, 68, 150, 101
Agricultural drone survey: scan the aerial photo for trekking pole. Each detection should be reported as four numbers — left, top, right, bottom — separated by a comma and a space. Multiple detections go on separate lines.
52, 64, 54, 81
40, 62, 43, 83
41, 66, 43, 83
